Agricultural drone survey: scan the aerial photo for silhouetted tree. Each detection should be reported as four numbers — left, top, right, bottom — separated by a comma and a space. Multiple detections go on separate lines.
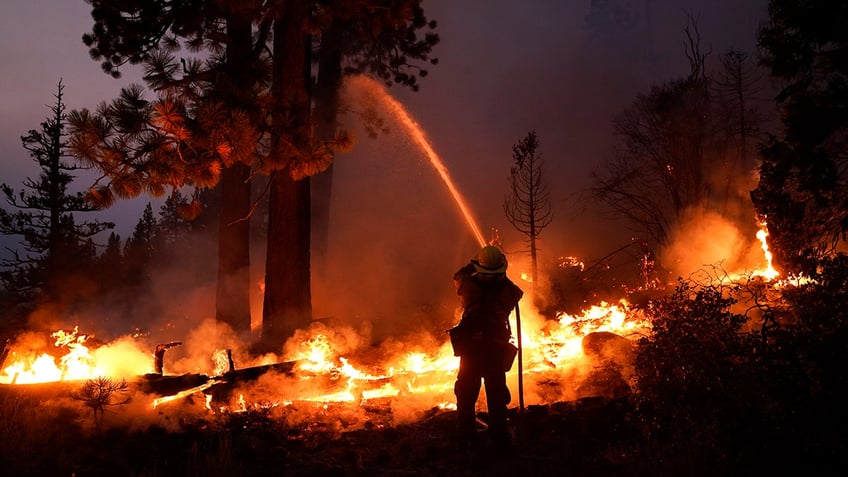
95, 231, 124, 286
123, 203, 156, 284
154, 189, 197, 256
503, 131, 552, 283
71, 376, 130, 430
591, 17, 766, 250
712, 49, 769, 217
0, 81, 113, 301
751, 0, 848, 274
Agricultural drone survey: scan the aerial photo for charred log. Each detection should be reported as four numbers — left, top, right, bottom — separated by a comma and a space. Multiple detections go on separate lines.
152, 341, 182, 375
136, 372, 211, 396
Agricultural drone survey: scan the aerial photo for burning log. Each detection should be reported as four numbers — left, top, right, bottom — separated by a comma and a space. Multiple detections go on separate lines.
153, 341, 182, 375
222, 360, 296, 381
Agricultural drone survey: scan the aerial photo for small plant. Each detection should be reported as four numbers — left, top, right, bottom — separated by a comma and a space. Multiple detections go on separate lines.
72, 376, 130, 429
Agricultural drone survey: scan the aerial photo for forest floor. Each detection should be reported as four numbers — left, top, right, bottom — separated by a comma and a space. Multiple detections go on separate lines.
1, 385, 645, 477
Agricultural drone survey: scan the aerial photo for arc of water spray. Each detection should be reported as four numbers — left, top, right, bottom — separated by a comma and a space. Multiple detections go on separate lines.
362, 77, 487, 247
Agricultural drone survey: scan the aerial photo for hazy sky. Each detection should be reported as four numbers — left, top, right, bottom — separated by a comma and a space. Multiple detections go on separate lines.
0, 0, 768, 259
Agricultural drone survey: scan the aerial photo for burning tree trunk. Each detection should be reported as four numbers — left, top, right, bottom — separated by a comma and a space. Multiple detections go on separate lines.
153, 341, 182, 375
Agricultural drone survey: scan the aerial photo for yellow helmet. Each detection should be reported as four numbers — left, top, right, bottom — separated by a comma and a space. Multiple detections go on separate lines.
472, 245, 508, 274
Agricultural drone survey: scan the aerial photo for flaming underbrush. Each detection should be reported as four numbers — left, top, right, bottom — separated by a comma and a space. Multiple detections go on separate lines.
1, 255, 847, 475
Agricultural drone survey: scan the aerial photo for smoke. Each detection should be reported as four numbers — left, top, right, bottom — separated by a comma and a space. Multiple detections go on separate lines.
311, 76, 484, 343
660, 207, 764, 278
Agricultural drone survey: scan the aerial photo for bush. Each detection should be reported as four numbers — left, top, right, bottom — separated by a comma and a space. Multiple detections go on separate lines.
630, 255, 848, 473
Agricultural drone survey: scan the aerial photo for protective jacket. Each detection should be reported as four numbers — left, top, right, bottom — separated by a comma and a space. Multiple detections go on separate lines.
451, 263, 523, 356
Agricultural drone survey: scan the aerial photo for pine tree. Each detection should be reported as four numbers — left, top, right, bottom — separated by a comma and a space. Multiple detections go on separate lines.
155, 189, 195, 251
0, 81, 113, 300
503, 131, 552, 283
95, 231, 124, 286
123, 203, 156, 284
71, 0, 440, 347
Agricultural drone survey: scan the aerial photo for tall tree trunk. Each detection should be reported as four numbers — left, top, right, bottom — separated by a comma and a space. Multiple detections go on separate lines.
262, 0, 312, 349
215, 10, 253, 334
216, 163, 252, 333
311, 22, 344, 280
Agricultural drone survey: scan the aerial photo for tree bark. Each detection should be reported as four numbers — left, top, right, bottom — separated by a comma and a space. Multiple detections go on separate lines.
262, 0, 313, 349
311, 22, 344, 280
215, 10, 254, 334
216, 162, 252, 333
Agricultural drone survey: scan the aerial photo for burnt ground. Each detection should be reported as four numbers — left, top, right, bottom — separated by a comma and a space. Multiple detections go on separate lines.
252, 398, 629, 477
2, 386, 844, 477
0, 388, 641, 477
276, 397, 639, 477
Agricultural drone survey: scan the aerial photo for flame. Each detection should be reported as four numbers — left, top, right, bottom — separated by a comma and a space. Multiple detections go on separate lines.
209, 298, 651, 411
755, 220, 780, 280
1, 327, 97, 384
1, 295, 650, 419
1, 327, 153, 384
0, 216, 787, 421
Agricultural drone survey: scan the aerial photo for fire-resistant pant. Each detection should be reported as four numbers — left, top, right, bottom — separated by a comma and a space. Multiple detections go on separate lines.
454, 350, 511, 443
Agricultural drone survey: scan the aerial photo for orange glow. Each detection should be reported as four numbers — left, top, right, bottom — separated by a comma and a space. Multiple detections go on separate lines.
2, 215, 786, 417
754, 220, 780, 280
1, 327, 150, 384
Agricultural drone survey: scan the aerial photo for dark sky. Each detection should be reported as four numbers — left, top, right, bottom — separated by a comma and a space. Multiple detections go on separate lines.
0, 0, 768, 261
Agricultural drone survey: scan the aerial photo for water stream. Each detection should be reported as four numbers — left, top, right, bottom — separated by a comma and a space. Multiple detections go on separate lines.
352, 76, 487, 247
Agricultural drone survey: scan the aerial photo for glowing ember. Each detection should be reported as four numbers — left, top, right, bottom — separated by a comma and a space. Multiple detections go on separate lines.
152, 379, 221, 408
557, 256, 585, 270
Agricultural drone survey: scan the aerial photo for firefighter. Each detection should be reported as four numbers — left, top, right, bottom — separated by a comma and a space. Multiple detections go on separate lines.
449, 245, 523, 450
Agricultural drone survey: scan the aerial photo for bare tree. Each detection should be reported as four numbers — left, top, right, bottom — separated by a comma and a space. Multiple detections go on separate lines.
590, 16, 768, 250
504, 131, 552, 283
71, 376, 130, 430
712, 49, 770, 215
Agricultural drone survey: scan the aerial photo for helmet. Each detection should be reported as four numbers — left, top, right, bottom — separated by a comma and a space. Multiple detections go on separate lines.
471, 245, 508, 274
